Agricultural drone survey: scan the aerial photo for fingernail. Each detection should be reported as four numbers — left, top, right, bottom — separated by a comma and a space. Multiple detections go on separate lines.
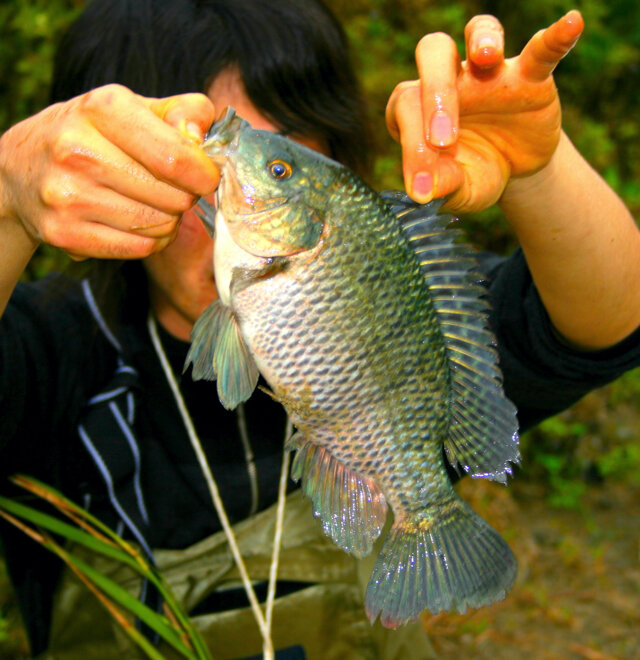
476, 35, 497, 52
185, 121, 204, 142
429, 111, 454, 147
178, 119, 204, 143
412, 172, 433, 199
474, 35, 499, 64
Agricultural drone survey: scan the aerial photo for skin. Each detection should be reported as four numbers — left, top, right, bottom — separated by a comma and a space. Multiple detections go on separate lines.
0, 85, 219, 316
0, 11, 638, 350
386, 10, 640, 349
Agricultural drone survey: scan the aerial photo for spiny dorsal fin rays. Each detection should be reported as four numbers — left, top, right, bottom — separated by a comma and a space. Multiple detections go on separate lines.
289, 433, 387, 558
382, 192, 520, 482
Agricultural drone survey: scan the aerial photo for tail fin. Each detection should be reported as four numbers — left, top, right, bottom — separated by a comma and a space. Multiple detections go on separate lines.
365, 497, 516, 628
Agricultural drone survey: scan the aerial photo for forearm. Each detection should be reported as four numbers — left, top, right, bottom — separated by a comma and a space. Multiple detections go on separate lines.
0, 128, 40, 317
499, 132, 640, 349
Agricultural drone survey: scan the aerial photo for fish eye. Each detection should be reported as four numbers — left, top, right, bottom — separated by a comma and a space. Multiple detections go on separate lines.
267, 159, 293, 180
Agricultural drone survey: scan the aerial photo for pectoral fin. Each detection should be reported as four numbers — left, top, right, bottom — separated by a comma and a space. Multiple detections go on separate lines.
185, 299, 259, 409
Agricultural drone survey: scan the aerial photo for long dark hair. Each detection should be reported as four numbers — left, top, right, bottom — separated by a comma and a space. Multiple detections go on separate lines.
50, 0, 374, 328
50, 0, 373, 177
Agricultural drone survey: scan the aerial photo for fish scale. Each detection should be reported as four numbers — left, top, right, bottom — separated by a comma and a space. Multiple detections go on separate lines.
186, 108, 520, 628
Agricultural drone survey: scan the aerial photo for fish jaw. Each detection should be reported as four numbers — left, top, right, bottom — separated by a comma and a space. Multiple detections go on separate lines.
212, 207, 268, 307
201, 107, 246, 165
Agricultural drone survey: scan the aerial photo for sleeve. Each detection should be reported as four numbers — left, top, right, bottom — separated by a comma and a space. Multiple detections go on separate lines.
0, 275, 115, 477
480, 249, 640, 432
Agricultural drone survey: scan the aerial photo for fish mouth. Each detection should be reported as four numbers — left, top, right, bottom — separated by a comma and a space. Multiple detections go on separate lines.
202, 107, 245, 164
204, 107, 289, 218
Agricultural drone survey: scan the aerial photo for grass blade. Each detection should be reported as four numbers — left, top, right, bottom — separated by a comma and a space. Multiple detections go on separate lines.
0, 479, 214, 659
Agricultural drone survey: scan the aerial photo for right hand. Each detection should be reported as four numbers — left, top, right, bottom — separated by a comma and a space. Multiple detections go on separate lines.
0, 84, 219, 260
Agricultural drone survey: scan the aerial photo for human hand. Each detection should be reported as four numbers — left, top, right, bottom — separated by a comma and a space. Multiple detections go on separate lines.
386, 10, 584, 213
0, 84, 219, 259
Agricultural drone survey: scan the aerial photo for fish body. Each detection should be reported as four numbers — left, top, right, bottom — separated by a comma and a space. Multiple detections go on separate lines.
187, 108, 520, 628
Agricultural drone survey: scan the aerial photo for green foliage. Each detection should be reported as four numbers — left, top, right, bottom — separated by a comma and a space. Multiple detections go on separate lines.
520, 370, 640, 510
0, 1, 82, 131
1, 1, 82, 280
0, 611, 8, 644
521, 418, 590, 510
0, 476, 214, 659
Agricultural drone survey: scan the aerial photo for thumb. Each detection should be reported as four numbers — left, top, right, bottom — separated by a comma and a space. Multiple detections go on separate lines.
146, 93, 216, 144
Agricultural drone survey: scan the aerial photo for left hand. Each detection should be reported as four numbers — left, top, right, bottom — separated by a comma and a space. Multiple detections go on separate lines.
386, 10, 584, 213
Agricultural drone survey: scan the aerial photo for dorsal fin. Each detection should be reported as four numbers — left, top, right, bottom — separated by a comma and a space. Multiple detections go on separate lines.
382, 192, 519, 483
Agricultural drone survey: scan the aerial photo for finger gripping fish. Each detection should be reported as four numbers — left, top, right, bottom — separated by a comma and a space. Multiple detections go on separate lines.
186, 108, 520, 628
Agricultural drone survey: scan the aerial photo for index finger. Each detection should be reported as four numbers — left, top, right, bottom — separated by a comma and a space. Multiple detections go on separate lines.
519, 10, 584, 82
415, 32, 460, 149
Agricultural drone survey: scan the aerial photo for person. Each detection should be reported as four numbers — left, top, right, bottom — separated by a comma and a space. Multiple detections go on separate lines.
0, 1, 638, 658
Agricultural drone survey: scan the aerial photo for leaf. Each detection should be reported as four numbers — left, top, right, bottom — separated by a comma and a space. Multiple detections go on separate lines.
0, 476, 213, 660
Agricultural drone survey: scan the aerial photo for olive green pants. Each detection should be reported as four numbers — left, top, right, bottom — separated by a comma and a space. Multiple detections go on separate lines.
39, 491, 438, 659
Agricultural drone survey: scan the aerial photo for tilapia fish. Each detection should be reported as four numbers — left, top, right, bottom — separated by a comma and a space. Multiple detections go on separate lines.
186, 108, 520, 628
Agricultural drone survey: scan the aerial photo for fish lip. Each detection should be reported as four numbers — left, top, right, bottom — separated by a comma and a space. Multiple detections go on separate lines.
202, 107, 247, 165
203, 107, 244, 145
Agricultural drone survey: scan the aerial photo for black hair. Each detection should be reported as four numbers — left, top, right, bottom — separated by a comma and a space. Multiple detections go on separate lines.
50, 0, 374, 177
50, 0, 375, 330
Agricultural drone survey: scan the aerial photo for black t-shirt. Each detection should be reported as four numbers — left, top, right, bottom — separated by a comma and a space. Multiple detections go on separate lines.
2, 249, 640, 653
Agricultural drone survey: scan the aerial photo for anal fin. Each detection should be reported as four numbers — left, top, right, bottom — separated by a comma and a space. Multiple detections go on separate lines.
290, 434, 387, 558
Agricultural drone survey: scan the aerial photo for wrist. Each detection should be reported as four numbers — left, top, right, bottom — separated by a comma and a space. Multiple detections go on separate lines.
499, 132, 568, 209
0, 129, 41, 273
0, 124, 40, 250
0, 129, 17, 226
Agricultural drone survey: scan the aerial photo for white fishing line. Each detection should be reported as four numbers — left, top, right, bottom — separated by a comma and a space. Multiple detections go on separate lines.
148, 314, 290, 660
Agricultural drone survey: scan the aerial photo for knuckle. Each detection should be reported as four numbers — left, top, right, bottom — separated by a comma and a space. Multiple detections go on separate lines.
80, 83, 128, 113
168, 191, 197, 215
50, 128, 84, 166
154, 150, 190, 184
37, 214, 64, 245
466, 14, 504, 37
394, 86, 421, 117
40, 174, 77, 210
391, 80, 419, 100
131, 238, 159, 259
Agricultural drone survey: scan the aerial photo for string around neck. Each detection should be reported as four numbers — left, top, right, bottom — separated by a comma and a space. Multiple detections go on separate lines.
147, 313, 291, 659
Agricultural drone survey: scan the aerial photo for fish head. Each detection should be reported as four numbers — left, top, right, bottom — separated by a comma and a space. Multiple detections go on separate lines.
202, 107, 339, 259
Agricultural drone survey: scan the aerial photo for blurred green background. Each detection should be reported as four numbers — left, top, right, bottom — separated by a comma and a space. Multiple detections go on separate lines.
0, 0, 638, 656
